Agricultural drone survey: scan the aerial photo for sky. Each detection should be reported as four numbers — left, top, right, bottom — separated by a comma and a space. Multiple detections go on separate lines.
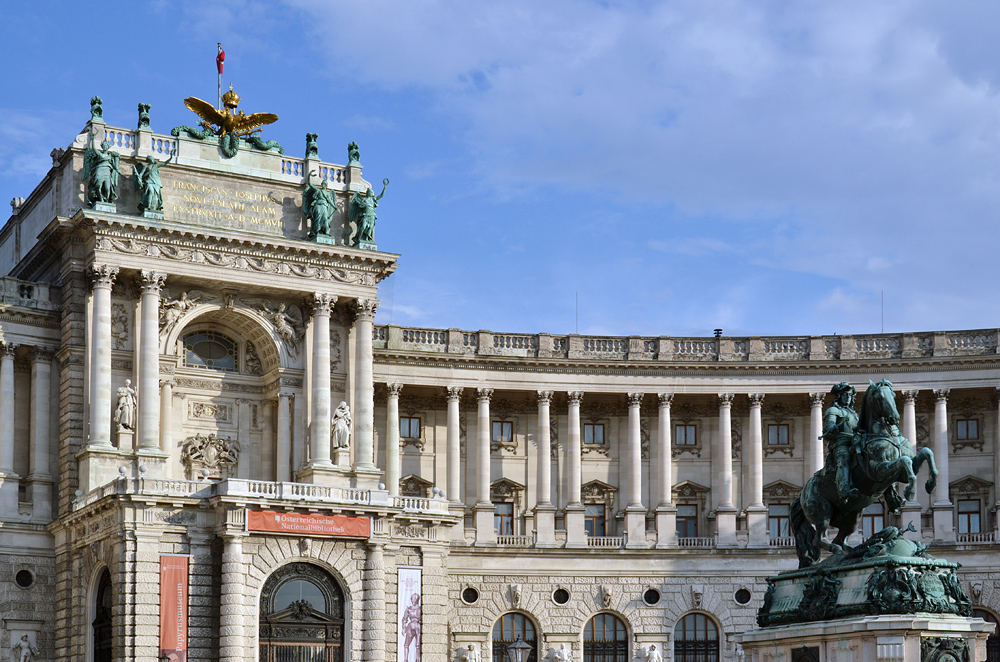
1, 1, 999, 338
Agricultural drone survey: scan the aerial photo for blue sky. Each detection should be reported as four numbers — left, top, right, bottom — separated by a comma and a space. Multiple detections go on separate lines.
2, 1, 999, 338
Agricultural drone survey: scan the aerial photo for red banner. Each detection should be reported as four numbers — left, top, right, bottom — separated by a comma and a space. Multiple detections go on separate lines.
159, 555, 188, 662
247, 510, 371, 538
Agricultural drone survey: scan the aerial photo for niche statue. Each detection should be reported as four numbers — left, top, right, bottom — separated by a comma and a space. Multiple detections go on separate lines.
332, 401, 352, 451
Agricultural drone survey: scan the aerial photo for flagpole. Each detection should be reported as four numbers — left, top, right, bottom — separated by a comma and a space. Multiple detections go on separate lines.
217, 43, 224, 109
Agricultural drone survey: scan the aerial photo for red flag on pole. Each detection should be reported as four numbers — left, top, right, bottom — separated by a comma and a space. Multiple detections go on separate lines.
216, 43, 225, 74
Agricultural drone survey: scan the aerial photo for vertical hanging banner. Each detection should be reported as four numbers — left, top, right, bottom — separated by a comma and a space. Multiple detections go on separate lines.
159, 555, 189, 662
397, 566, 422, 662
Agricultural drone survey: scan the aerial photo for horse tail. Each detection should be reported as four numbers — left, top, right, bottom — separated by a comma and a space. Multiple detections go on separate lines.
790, 496, 818, 568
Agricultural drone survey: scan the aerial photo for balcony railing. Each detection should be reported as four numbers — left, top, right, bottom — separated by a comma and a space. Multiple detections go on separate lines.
768, 536, 795, 548
497, 535, 533, 547
957, 531, 995, 544
677, 536, 716, 549
587, 536, 625, 548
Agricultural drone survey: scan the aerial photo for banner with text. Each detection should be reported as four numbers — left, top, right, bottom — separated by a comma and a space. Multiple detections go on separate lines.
398, 566, 422, 662
247, 510, 371, 538
159, 554, 189, 662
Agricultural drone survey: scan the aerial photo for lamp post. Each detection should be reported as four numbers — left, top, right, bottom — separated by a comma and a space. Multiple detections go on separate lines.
505, 635, 533, 662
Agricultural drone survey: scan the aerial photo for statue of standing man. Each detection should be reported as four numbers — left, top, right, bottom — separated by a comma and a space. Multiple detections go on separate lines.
134, 150, 174, 213
349, 179, 388, 247
83, 139, 121, 206
304, 171, 339, 239
332, 401, 352, 451
114, 379, 137, 432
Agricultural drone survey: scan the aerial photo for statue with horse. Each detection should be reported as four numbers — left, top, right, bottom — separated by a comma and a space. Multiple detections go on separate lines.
790, 379, 938, 568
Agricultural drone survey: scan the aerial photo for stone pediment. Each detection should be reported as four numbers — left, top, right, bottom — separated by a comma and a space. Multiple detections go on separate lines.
673, 480, 710, 499
581, 479, 617, 499
763, 480, 801, 501
490, 477, 525, 500
949, 475, 992, 495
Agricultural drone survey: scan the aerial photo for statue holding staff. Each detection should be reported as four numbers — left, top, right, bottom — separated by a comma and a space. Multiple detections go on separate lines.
133, 150, 174, 213
349, 178, 388, 246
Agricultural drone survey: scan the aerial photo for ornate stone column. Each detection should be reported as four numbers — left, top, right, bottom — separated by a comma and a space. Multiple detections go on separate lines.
625, 393, 647, 548
137, 271, 166, 450
89, 264, 118, 448
716, 393, 737, 547
932, 388, 954, 542
363, 542, 386, 661
262, 398, 274, 479
900, 390, 922, 536
385, 383, 402, 496
655, 393, 677, 548
809, 392, 825, 477
159, 380, 174, 454
28, 348, 54, 521
0, 343, 19, 514
534, 390, 556, 547
310, 293, 336, 469
276, 393, 293, 482
747, 394, 768, 548
565, 391, 586, 547
353, 299, 379, 478
474, 387, 496, 546
446, 387, 463, 506
219, 534, 246, 661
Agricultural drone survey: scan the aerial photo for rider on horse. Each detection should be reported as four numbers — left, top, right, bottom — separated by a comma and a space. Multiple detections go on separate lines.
822, 382, 860, 505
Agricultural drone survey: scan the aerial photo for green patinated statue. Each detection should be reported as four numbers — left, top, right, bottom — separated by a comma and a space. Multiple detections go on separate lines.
348, 141, 360, 166
349, 179, 388, 247
82, 139, 121, 205
821, 382, 860, 504
305, 133, 319, 158
133, 150, 174, 213
90, 96, 103, 122
303, 171, 339, 238
137, 103, 151, 129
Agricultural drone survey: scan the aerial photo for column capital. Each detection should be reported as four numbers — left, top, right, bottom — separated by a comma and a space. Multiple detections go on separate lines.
809, 392, 826, 406
386, 382, 403, 397
718, 393, 734, 407
136, 270, 167, 295
87, 264, 119, 290
279, 391, 295, 401
353, 298, 380, 322
933, 388, 950, 403
567, 391, 584, 404
445, 386, 463, 401
26, 346, 55, 363
158, 378, 175, 389
310, 292, 338, 315
748, 393, 765, 407
657, 392, 674, 408
901, 390, 919, 404
536, 390, 554, 405
476, 387, 494, 403
626, 392, 644, 407
0, 342, 18, 358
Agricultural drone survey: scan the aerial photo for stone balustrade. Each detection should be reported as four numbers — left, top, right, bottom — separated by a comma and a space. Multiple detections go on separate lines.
371, 325, 1000, 362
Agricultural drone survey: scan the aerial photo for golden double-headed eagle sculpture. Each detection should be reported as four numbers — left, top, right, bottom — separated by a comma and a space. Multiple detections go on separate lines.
184, 83, 277, 138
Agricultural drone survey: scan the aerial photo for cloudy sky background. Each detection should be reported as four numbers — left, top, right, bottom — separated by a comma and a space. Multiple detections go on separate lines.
2, 1, 998, 337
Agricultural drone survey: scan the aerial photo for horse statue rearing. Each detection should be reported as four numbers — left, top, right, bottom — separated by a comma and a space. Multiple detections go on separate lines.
790, 379, 938, 568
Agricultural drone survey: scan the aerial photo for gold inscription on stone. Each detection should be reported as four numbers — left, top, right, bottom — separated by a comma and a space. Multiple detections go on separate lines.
167, 180, 284, 230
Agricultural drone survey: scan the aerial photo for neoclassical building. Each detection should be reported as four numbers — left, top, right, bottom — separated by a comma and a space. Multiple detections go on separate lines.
0, 97, 998, 662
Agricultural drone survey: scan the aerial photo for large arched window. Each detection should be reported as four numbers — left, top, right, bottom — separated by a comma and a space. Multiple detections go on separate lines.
974, 609, 999, 662
583, 613, 628, 662
492, 612, 538, 662
93, 568, 113, 662
260, 563, 345, 662
674, 613, 719, 662
183, 331, 237, 371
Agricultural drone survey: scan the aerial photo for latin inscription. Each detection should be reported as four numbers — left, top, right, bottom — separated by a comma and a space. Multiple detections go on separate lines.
166, 180, 288, 233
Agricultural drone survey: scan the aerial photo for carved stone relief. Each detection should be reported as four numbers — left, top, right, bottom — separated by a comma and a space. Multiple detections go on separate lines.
188, 400, 233, 423
245, 341, 263, 375
111, 302, 129, 350
181, 432, 240, 479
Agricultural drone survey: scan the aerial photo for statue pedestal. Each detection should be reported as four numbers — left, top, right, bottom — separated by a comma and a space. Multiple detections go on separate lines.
296, 464, 352, 488
357, 241, 377, 251
314, 234, 337, 245
142, 210, 164, 220
92, 202, 116, 213
737, 614, 993, 662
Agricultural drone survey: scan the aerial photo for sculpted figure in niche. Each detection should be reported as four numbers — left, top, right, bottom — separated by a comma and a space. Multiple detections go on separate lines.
821, 382, 860, 504
83, 139, 121, 205
332, 402, 352, 450
12, 634, 38, 662
642, 645, 662, 662
114, 380, 137, 432
460, 643, 480, 662
553, 643, 573, 662
133, 150, 174, 213
349, 178, 388, 246
304, 171, 339, 238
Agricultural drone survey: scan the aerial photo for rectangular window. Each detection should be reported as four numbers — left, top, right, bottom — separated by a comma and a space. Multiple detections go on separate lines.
957, 419, 980, 441
862, 502, 885, 538
676, 504, 698, 538
491, 421, 513, 443
399, 416, 420, 439
494, 502, 514, 536
584, 423, 605, 445
768, 424, 790, 445
768, 504, 790, 538
675, 424, 697, 446
959, 499, 981, 534
584, 504, 606, 537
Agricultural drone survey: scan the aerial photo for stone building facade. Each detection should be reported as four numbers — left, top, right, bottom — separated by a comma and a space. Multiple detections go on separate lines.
0, 100, 998, 662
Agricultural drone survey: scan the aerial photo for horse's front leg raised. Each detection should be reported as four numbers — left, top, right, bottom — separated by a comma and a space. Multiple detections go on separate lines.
912, 448, 938, 494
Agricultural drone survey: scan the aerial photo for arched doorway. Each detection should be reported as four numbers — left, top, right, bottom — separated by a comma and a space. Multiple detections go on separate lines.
492, 612, 538, 662
92, 568, 113, 662
674, 613, 719, 662
583, 612, 628, 662
973, 609, 999, 661
259, 563, 346, 662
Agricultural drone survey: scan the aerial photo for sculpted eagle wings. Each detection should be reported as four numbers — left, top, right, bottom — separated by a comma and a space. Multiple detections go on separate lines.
233, 111, 279, 135
183, 96, 226, 128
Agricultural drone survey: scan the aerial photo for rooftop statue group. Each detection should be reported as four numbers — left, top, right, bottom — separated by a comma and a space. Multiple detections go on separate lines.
791, 379, 939, 568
